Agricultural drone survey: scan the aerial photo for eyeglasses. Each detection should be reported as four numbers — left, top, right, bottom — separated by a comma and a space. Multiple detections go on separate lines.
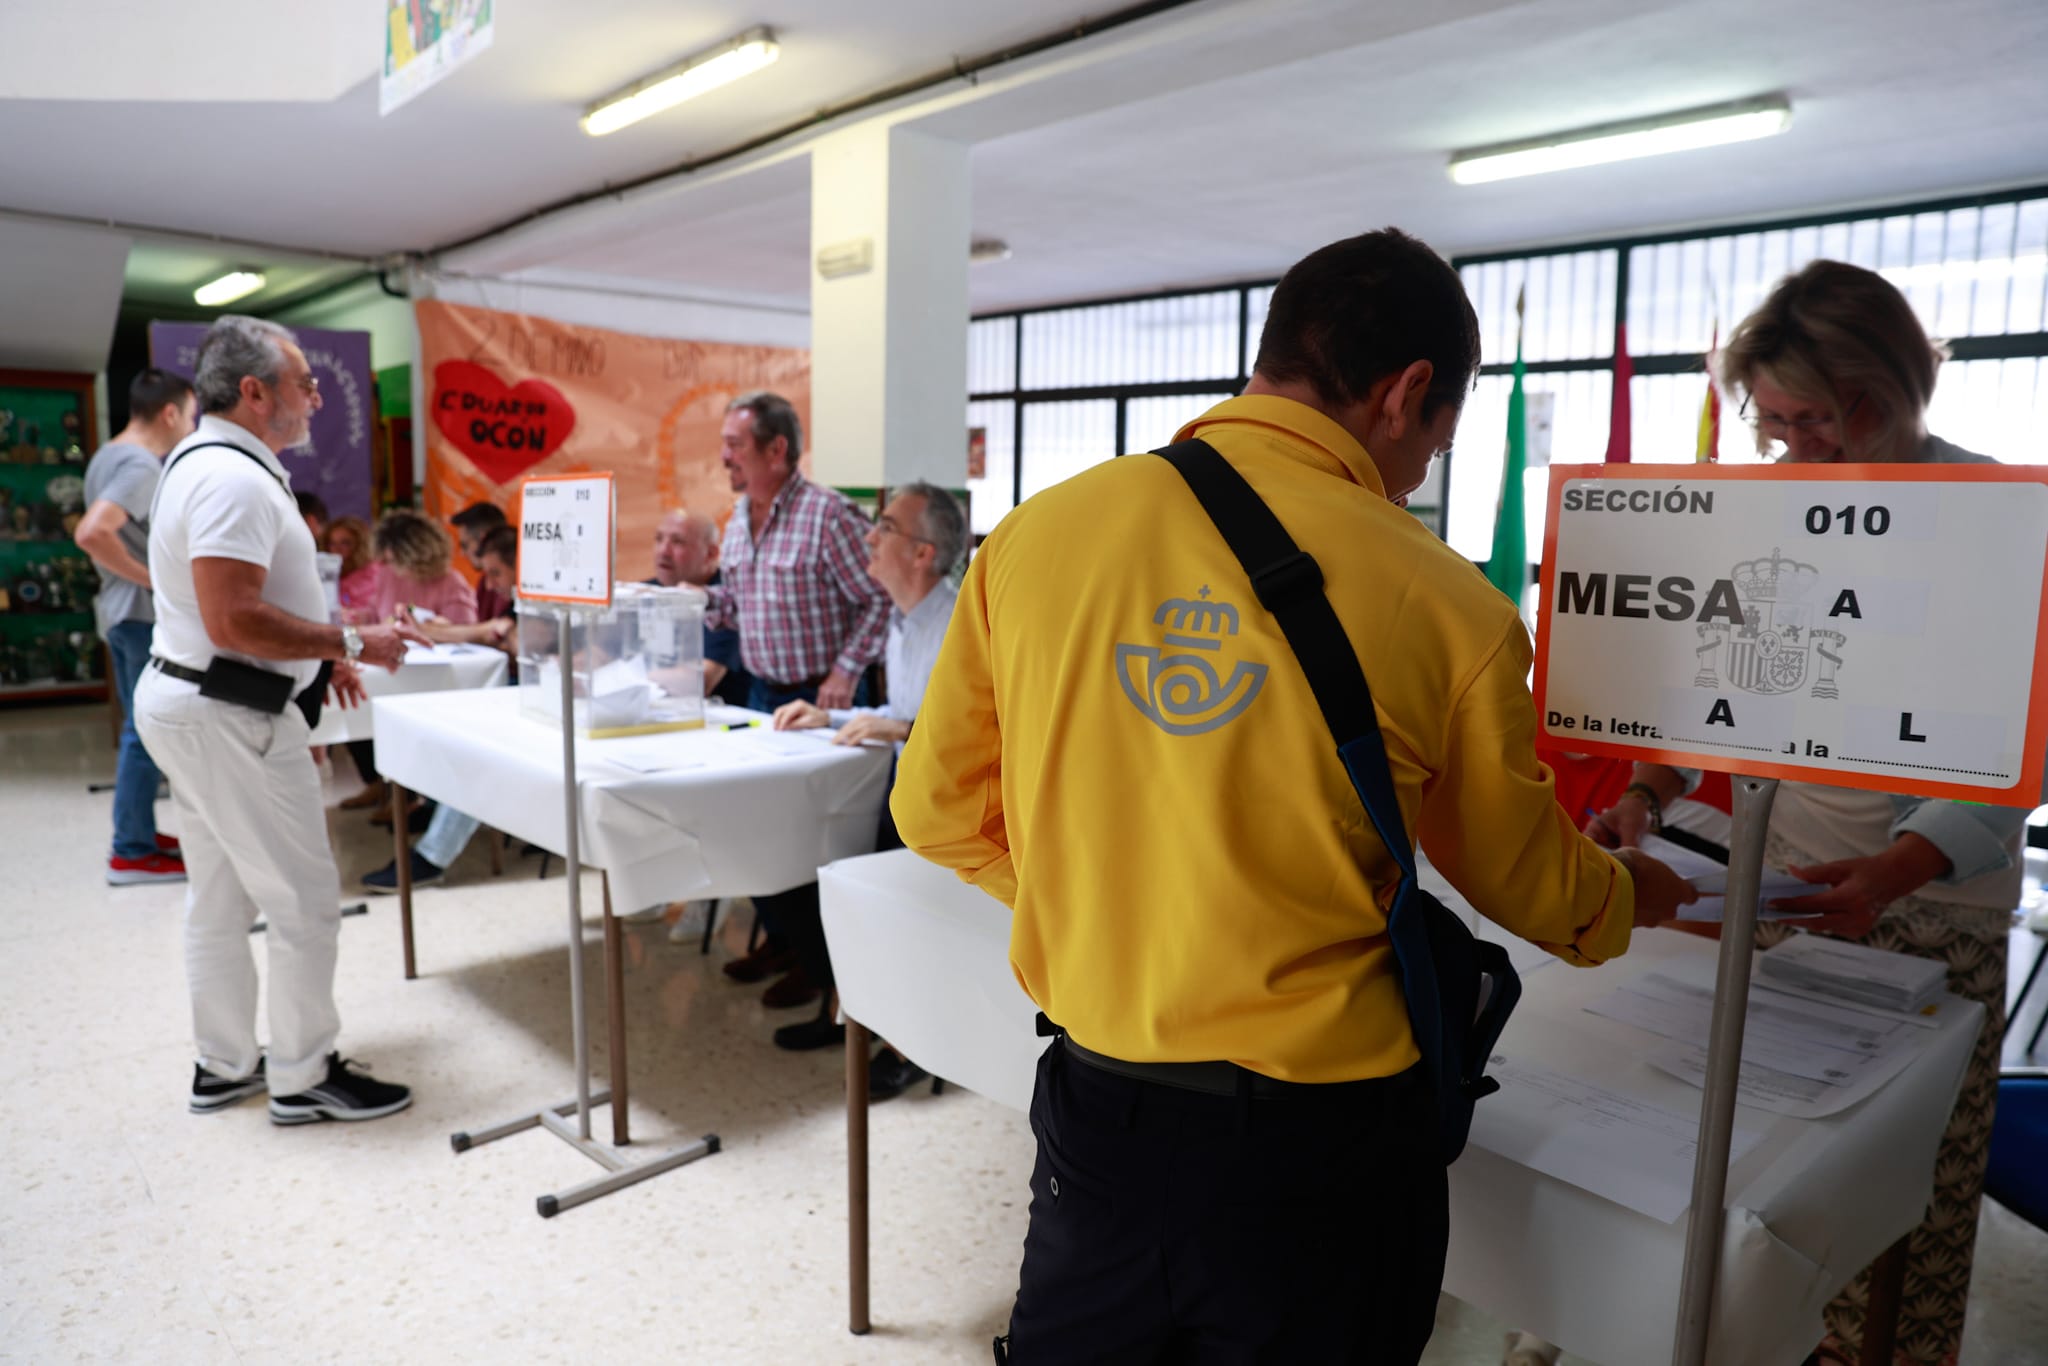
1741, 392, 1860, 438
275, 374, 319, 395
873, 514, 932, 546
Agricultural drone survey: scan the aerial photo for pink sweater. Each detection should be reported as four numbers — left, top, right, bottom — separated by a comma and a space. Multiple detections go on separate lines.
362, 567, 478, 625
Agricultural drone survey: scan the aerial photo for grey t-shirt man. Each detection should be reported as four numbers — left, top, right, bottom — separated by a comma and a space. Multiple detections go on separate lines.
82, 441, 160, 638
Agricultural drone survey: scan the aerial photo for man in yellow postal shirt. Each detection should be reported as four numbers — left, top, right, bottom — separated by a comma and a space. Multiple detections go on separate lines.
893, 228, 1694, 1364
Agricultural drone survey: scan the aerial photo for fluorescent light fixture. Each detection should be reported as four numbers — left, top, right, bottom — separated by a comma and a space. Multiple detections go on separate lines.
581, 27, 779, 137
193, 269, 267, 307
1448, 96, 1792, 186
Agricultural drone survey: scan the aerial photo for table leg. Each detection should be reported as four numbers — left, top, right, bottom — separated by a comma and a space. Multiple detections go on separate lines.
1858, 1235, 1909, 1366
487, 827, 504, 877
393, 781, 416, 980
602, 873, 629, 1147
848, 1015, 872, 1335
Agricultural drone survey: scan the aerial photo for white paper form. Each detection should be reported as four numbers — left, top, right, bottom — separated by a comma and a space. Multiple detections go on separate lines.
1466, 1055, 1761, 1222
1634, 834, 1818, 923
584, 735, 708, 774
1584, 970, 1931, 1118
732, 729, 844, 759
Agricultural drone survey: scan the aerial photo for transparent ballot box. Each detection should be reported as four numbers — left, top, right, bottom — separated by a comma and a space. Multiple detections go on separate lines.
518, 583, 707, 737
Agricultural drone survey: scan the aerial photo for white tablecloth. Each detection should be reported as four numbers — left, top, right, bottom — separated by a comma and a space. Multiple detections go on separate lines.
308, 642, 508, 745
372, 689, 892, 909
819, 848, 1981, 1366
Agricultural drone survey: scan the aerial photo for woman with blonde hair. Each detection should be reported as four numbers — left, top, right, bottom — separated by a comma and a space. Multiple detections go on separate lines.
1587, 259, 2028, 1366
338, 510, 486, 814
321, 515, 377, 616
366, 508, 478, 626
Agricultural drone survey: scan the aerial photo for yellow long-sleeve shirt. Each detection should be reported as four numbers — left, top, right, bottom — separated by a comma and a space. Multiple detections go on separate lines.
892, 395, 1635, 1082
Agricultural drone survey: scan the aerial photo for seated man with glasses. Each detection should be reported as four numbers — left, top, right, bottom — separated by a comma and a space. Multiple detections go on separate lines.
767, 481, 968, 1098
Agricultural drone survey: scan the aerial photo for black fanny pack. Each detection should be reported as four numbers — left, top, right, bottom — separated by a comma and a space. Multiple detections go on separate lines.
155, 655, 333, 728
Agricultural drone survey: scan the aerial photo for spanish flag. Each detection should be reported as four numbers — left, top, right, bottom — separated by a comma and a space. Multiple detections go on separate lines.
1695, 323, 1721, 462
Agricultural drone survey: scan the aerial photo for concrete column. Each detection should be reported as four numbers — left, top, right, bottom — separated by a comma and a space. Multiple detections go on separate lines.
808, 122, 970, 492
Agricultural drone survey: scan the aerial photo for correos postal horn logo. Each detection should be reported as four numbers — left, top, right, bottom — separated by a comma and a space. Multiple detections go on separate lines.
1115, 586, 1268, 736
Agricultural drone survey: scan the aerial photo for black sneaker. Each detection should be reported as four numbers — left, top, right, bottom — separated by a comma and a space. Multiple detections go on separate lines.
869, 1049, 930, 1102
774, 1016, 847, 1052
361, 851, 445, 894
268, 1054, 412, 1126
190, 1056, 266, 1114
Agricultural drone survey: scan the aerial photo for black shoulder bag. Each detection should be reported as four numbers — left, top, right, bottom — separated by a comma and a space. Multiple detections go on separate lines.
155, 441, 334, 728
1154, 438, 1520, 1164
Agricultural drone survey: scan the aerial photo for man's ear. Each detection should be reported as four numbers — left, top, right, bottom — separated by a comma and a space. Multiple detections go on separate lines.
1380, 360, 1436, 440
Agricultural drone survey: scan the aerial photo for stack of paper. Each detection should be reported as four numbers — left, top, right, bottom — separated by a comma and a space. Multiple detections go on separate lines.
1757, 933, 1948, 1015
1585, 966, 1931, 1118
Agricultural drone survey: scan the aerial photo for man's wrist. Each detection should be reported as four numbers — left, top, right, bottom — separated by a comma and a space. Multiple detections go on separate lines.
1619, 782, 1664, 831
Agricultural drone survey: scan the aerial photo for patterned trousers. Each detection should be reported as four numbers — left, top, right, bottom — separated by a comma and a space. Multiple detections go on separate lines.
1756, 830, 2010, 1366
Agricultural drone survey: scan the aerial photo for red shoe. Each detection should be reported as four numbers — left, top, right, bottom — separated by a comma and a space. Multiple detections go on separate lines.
109, 852, 187, 886
156, 834, 181, 855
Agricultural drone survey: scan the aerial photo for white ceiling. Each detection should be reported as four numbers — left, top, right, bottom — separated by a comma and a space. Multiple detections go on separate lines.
2, 0, 2045, 321
0, 0, 1121, 255
514, 0, 2048, 312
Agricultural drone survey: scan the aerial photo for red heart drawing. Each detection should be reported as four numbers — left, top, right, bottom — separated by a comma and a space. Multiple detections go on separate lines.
431, 360, 577, 484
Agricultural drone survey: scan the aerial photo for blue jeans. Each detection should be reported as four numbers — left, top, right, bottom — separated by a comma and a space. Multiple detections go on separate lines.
416, 804, 482, 871
106, 620, 166, 859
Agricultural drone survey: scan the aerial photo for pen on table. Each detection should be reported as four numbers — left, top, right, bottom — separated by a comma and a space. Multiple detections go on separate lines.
723, 719, 763, 730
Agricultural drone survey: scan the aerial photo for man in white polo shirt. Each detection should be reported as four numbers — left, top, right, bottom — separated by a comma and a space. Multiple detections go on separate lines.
134, 315, 426, 1124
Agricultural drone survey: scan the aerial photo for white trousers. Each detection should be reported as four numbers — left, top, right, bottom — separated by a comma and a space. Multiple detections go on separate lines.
134, 666, 341, 1096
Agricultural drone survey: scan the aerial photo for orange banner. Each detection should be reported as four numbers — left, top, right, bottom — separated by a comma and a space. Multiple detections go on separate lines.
415, 299, 810, 581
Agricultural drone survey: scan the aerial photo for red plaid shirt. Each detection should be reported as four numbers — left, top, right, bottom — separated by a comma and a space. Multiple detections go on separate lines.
706, 476, 891, 685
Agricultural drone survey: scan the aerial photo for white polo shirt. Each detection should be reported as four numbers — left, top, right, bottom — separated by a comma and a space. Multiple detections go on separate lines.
149, 415, 328, 692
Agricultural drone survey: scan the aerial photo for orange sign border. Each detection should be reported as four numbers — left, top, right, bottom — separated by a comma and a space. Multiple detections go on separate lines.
1532, 461, 2048, 807
515, 472, 616, 609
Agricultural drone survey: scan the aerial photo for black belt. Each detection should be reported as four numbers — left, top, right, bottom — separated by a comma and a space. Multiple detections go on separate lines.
149, 657, 208, 685
1061, 1035, 1411, 1101
762, 670, 832, 692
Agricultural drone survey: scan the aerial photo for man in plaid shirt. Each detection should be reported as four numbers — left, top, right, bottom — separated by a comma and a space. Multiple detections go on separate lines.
708, 391, 892, 1001
706, 391, 890, 713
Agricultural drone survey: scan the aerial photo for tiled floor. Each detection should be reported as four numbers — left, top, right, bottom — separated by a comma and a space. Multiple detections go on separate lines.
3, 700, 2044, 1364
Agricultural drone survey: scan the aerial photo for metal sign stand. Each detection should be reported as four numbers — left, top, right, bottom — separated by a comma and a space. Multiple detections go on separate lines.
450, 604, 719, 1217
1670, 774, 1780, 1365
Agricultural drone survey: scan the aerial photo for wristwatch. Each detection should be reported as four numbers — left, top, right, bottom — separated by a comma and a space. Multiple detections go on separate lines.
340, 624, 363, 662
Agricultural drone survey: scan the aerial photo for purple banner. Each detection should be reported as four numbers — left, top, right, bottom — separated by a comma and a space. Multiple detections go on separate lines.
149, 321, 375, 523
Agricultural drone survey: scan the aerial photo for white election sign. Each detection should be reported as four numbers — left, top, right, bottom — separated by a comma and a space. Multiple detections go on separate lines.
517, 473, 615, 608
1533, 464, 2048, 805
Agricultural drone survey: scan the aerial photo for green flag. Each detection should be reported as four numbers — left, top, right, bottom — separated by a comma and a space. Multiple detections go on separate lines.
1486, 335, 1528, 607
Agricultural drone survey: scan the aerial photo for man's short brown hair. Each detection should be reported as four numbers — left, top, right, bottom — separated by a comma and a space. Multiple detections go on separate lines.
1254, 228, 1480, 419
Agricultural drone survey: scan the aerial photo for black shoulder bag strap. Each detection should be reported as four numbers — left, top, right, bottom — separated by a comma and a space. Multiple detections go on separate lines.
1153, 437, 1521, 1163
153, 439, 332, 728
